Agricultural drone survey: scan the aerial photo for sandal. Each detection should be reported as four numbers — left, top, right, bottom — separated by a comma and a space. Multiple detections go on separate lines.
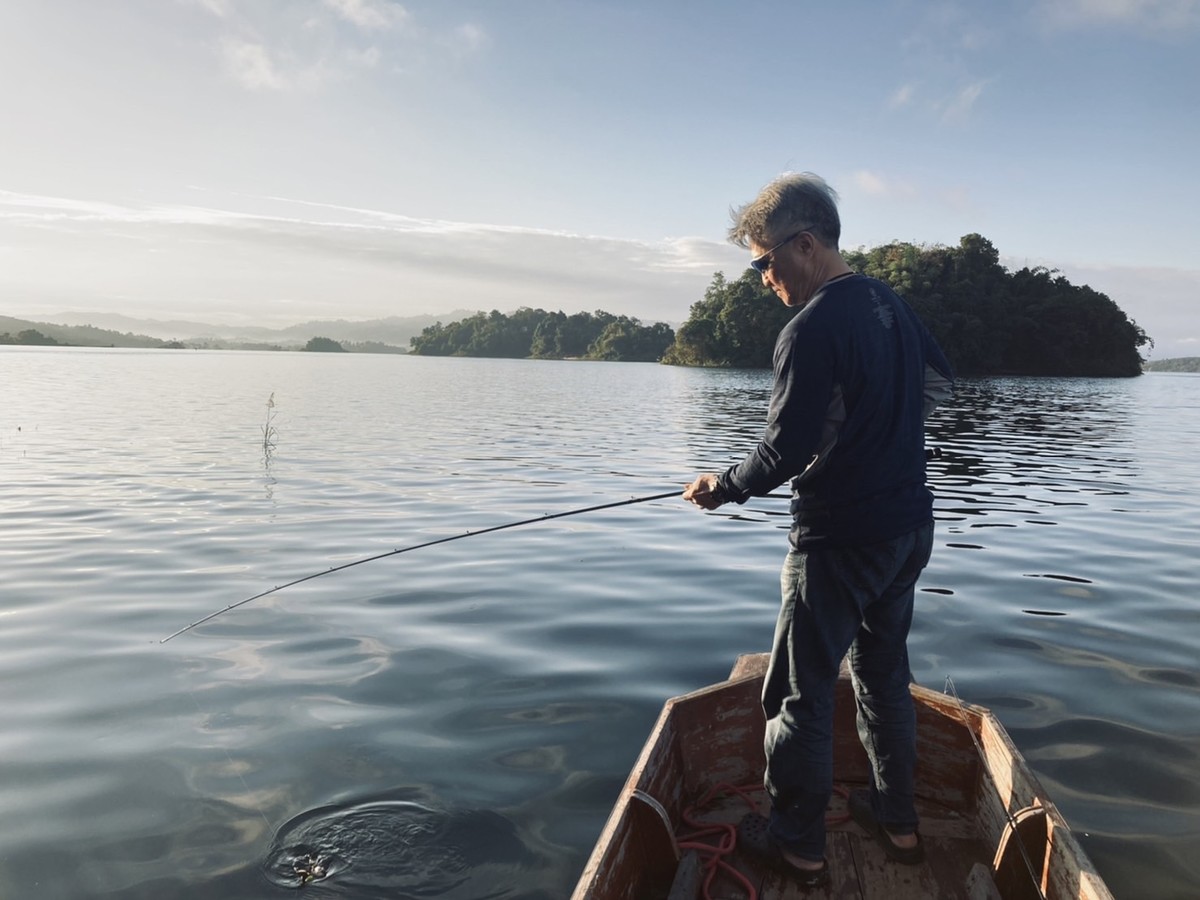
847, 789, 924, 864
736, 812, 830, 888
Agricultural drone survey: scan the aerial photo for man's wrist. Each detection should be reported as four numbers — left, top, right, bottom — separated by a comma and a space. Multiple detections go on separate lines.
710, 479, 728, 504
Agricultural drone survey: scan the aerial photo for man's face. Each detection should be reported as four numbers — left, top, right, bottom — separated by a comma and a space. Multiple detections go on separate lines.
749, 233, 813, 307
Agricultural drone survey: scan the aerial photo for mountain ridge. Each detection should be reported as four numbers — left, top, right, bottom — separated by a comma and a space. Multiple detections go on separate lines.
2, 310, 482, 349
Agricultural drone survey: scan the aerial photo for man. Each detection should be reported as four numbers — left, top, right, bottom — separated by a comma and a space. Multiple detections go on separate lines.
683, 172, 953, 887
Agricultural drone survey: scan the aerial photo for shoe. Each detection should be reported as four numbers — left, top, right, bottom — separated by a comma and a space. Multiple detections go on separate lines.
847, 789, 924, 864
736, 812, 830, 888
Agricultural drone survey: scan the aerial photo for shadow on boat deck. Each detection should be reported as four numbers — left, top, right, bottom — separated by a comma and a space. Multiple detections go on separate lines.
696, 788, 995, 900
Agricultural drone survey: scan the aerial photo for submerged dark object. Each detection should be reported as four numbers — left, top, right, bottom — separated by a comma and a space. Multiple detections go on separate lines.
265, 799, 541, 897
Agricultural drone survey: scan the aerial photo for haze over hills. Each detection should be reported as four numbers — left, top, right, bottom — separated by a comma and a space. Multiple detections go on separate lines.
7, 310, 482, 349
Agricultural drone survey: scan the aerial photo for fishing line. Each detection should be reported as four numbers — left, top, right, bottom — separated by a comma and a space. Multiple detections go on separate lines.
161, 489, 681, 643
182, 685, 276, 836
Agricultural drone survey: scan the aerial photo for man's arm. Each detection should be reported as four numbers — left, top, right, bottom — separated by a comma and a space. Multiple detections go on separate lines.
923, 364, 954, 420
717, 322, 835, 502
921, 326, 955, 420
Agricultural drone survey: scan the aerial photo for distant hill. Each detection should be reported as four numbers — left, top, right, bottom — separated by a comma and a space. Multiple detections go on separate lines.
0, 310, 481, 352
268, 312, 479, 347
1145, 357, 1200, 373
1, 315, 174, 348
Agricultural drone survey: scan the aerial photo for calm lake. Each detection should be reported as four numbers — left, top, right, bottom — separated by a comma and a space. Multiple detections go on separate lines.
1, 347, 1197, 899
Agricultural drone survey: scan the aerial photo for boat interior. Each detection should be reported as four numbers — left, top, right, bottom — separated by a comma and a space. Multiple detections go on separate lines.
573, 654, 1111, 900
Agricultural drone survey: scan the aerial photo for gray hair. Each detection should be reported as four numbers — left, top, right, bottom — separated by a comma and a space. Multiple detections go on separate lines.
728, 172, 841, 250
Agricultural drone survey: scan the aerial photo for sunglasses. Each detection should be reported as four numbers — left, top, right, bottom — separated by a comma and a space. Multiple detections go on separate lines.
750, 226, 816, 274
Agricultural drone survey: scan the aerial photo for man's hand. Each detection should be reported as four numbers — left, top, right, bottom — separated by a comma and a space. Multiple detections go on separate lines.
682, 474, 725, 510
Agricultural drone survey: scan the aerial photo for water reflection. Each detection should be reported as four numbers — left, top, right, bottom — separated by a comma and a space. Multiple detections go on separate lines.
3, 351, 1199, 900
930, 378, 1139, 488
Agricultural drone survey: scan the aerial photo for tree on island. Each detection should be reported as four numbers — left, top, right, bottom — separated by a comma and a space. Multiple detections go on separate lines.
0, 329, 61, 346
660, 272, 797, 368
663, 234, 1150, 377
303, 336, 347, 352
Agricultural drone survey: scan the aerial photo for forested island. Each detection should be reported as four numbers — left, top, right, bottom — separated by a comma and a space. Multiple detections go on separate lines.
409, 309, 674, 362
406, 234, 1150, 377
666, 234, 1149, 376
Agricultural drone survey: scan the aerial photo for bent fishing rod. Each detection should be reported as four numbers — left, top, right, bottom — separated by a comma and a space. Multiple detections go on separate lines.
161, 489, 681, 643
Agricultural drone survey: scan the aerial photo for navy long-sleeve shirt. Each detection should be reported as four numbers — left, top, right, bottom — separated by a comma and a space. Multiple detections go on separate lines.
717, 274, 954, 550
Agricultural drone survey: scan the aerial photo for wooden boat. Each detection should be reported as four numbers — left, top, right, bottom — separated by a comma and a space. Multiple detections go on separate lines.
572, 653, 1113, 900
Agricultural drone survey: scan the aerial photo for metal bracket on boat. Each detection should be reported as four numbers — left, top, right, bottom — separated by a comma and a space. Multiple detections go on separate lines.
945, 677, 1049, 900
994, 804, 1051, 898
630, 789, 681, 862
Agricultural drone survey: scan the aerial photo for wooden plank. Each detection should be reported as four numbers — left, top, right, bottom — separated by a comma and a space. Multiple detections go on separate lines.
911, 684, 984, 811
829, 789, 978, 841
766, 831, 861, 900
671, 674, 765, 796
849, 829, 990, 900
966, 863, 1004, 900
847, 829, 940, 900
665, 850, 703, 900
839, 786, 991, 900
922, 834, 996, 899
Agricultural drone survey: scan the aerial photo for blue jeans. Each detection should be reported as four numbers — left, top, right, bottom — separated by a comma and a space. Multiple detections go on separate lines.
762, 523, 933, 862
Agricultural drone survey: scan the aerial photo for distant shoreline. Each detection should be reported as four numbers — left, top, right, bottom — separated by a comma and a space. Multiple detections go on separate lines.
1143, 357, 1200, 373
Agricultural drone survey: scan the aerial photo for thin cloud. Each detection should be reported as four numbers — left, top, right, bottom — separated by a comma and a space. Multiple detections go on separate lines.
940, 80, 987, 122
889, 83, 916, 108
854, 171, 890, 197
188, 0, 231, 18
0, 190, 738, 325
204, 2, 480, 91
891, 7, 995, 124
219, 33, 352, 91
851, 171, 918, 199
0, 190, 133, 218
349, 45, 382, 68
452, 23, 488, 53
642, 237, 744, 274
1038, 0, 1200, 30
322, 0, 407, 31
896, 6, 992, 69
221, 39, 289, 91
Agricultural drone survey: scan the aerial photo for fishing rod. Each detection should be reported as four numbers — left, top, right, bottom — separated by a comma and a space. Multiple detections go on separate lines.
161, 489, 681, 643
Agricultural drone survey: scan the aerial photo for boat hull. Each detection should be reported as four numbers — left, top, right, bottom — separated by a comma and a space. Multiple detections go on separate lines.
572, 654, 1112, 900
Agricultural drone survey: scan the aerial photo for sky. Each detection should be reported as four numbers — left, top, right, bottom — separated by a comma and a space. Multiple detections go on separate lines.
1, 0, 1197, 357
